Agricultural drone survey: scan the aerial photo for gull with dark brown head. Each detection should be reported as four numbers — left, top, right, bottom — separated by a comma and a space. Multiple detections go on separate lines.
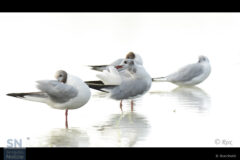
7, 70, 91, 128
88, 51, 143, 72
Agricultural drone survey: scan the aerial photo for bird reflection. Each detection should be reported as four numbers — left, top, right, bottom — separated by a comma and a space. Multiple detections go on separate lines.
33, 128, 89, 147
91, 112, 149, 147
150, 86, 211, 112
92, 93, 144, 112
91, 91, 109, 98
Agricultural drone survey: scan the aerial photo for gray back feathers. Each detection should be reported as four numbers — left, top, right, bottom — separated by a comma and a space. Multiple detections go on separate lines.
36, 80, 78, 103
110, 78, 151, 100
167, 63, 204, 82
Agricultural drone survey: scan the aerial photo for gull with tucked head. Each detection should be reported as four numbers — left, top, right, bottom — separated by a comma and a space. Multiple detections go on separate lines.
152, 55, 211, 86
7, 70, 91, 128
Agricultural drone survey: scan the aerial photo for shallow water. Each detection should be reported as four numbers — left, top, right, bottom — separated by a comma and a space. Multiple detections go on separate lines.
2, 71, 240, 147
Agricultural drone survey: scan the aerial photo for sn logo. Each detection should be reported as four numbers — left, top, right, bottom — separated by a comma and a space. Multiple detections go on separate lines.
7, 139, 22, 147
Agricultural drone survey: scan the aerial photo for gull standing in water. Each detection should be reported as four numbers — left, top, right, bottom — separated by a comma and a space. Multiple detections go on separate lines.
7, 70, 91, 128
88, 51, 143, 72
85, 59, 152, 112
152, 55, 211, 86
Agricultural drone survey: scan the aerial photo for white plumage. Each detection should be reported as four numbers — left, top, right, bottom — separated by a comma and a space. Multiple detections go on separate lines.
153, 55, 211, 86
7, 70, 91, 128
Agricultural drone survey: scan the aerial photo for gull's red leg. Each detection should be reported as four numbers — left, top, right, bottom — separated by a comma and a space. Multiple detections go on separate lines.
65, 109, 68, 129
131, 100, 134, 112
120, 100, 123, 112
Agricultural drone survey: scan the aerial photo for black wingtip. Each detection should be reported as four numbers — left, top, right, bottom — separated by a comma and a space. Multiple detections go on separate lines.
88, 66, 98, 71
87, 65, 108, 72
88, 65, 98, 69
84, 81, 117, 93
6, 93, 25, 98
88, 65, 108, 68
7, 93, 18, 97
85, 80, 104, 85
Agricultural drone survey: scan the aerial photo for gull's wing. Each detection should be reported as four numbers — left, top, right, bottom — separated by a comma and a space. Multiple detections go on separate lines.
84, 81, 118, 93
86, 66, 132, 93
110, 78, 151, 100
88, 65, 108, 72
96, 66, 122, 85
110, 65, 152, 100
88, 59, 124, 72
36, 80, 78, 103
109, 58, 124, 66
167, 63, 204, 82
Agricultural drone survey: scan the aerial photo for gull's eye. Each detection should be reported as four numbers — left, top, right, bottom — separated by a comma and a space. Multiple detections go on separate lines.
59, 74, 62, 77
124, 61, 127, 64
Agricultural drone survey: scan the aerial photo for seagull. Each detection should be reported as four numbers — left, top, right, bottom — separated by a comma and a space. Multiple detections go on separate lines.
85, 59, 152, 112
7, 70, 91, 128
88, 51, 143, 72
152, 55, 211, 86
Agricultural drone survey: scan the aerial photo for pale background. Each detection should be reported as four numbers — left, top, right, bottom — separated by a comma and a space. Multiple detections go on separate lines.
0, 13, 240, 147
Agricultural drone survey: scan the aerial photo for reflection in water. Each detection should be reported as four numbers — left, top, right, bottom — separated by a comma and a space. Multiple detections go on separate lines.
32, 128, 89, 147
150, 86, 211, 112
91, 91, 109, 98
30, 112, 148, 147
29, 87, 210, 147
92, 91, 144, 112
91, 112, 150, 147
172, 87, 211, 111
